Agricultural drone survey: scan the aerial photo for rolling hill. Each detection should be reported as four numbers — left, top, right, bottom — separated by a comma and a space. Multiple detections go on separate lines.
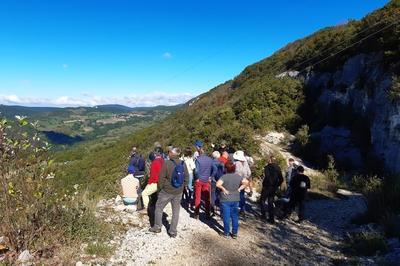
0, 104, 182, 145
55, 1, 400, 196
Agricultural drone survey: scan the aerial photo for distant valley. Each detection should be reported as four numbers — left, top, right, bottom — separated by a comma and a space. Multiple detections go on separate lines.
0, 104, 182, 146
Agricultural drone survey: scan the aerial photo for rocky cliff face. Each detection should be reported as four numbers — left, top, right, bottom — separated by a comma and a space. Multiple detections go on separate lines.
303, 52, 400, 173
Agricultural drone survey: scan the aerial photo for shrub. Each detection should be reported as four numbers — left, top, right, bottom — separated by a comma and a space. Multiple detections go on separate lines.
295, 125, 310, 147
322, 155, 340, 193
343, 232, 388, 256
0, 117, 109, 262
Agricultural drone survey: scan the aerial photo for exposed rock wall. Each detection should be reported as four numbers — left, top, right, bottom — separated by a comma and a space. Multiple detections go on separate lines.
303, 53, 400, 173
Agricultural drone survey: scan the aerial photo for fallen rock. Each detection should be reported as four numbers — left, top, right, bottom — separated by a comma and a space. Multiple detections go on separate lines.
265, 132, 285, 145
76, 261, 83, 266
115, 195, 122, 205
114, 204, 126, 212
17, 250, 34, 265
336, 189, 363, 197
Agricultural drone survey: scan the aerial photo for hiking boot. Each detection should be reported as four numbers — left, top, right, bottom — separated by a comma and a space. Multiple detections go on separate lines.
149, 227, 161, 234
231, 234, 237, 239
168, 233, 177, 238
221, 233, 229, 239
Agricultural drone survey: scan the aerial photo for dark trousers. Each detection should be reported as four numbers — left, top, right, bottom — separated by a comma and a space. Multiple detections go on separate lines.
260, 188, 275, 221
286, 198, 305, 220
154, 190, 182, 235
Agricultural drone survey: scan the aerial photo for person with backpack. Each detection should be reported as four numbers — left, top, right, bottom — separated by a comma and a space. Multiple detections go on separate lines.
233, 150, 251, 217
260, 156, 283, 224
139, 147, 164, 214
193, 140, 216, 220
149, 147, 189, 238
285, 165, 311, 223
211, 151, 225, 216
129, 146, 146, 180
216, 161, 248, 239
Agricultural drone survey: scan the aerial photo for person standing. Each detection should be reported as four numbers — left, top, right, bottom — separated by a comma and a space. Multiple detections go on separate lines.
216, 162, 248, 239
286, 166, 311, 223
194, 141, 215, 219
260, 156, 283, 224
149, 147, 189, 237
233, 150, 251, 216
219, 151, 230, 166
140, 147, 164, 213
211, 151, 224, 215
285, 158, 297, 198
181, 147, 196, 206
129, 146, 146, 181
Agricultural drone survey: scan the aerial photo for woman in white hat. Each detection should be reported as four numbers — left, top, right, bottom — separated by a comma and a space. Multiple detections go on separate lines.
233, 150, 251, 216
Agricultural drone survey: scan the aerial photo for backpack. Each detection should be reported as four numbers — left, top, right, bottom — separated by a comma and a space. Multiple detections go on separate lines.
130, 154, 145, 172
171, 160, 185, 188
127, 165, 135, 174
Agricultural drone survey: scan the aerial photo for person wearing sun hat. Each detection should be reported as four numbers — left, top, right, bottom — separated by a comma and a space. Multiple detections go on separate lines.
233, 150, 251, 217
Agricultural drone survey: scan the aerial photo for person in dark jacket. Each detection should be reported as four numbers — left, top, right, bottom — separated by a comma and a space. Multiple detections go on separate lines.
129, 146, 146, 180
260, 156, 283, 224
285, 165, 311, 223
149, 147, 189, 237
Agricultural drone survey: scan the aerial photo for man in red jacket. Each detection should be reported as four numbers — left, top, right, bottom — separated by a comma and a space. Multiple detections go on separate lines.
140, 147, 164, 213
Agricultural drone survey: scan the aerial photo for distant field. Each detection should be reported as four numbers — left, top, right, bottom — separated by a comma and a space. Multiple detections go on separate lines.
0, 104, 182, 146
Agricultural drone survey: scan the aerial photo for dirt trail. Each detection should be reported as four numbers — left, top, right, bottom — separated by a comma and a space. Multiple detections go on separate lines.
105, 192, 366, 266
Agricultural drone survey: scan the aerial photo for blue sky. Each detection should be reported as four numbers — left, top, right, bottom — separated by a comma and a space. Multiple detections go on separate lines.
0, 0, 389, 107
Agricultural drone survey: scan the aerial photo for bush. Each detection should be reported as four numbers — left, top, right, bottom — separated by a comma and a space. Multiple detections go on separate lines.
0, 117, 109, 262
322, 155, 340, 193
295, 124, 310, 147
343, 232, 388, 256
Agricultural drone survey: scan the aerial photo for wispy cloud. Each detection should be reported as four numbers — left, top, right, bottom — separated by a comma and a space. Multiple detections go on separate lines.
62, 64, 69, 69
0, 92, 194, 107
162, 52, 172, 60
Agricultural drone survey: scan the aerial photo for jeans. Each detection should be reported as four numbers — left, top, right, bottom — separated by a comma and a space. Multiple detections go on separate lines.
153, 190, 182, 235
188, 172, 194, 192
194, 180, 211, 215
221, 201, 239, 235
239, 190, 246, 212
141, 183, 158, 208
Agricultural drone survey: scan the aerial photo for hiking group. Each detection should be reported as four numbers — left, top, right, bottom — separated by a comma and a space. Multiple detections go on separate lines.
120, 140, 311, 239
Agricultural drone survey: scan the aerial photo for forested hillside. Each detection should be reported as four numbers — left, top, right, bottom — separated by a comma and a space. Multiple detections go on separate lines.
55, 0, 400, 197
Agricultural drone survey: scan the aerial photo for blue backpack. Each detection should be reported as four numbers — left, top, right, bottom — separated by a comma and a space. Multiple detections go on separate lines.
171, 160, 185, 188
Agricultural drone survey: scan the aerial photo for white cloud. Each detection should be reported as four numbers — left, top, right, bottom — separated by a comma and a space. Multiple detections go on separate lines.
162, 52, 172, 59
0, 92, 194, 107
62, 64, 69, 69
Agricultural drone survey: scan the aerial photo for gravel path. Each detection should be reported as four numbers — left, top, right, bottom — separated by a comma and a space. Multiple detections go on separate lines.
100, 191, 366, 266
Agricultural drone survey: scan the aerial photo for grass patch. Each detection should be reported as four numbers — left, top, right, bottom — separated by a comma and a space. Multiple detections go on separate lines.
343, 232, 388, 257
85, 242, 114, 258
